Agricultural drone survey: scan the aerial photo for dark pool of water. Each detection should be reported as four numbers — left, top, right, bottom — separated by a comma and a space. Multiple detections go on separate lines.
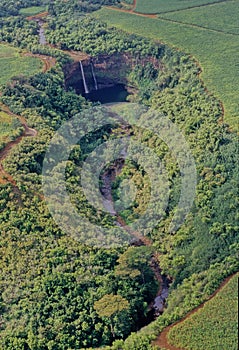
83, 84, 129, 104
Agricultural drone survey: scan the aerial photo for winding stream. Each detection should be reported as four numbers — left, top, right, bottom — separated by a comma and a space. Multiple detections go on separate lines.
30, 17, 47, 45
99, 137, 170, 322
2, 11, 171, 335
38, 20, 47, 45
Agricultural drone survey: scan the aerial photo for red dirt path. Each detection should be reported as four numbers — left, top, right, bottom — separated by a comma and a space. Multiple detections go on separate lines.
153, 273, 238, 349
0, 103, 37, 186
24, 52, 57, 73
107, 0, 157, 18
106, 5, 157, 18
26, 11, 49, 21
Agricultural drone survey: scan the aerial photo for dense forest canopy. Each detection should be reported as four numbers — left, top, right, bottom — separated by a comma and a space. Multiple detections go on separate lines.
0, 0, 238, 349
0, 0, 44, 17
0, 0, 121, 18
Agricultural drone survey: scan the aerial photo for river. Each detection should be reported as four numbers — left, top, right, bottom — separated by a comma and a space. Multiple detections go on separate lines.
38, 20, 47, 45
99, 133, 170, 324
33, 18, 170, 328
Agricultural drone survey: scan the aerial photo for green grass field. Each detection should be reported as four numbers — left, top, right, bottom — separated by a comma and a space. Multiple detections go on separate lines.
167, 273, 239, 350
95, 4, 239, 131
135, 0, 226, 14
159, 0, 239, 35
19, 6, 46, 17
0, 44, 43, 86
0, 110, 23, 150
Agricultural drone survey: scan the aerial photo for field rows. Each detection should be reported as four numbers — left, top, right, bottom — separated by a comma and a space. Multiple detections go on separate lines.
159, 0, 239, 35
134, 0, 229, 14
95, 5, 239, 130
0, 44, 42, 86
168, 273, 239, 350
0, 110, 22, 150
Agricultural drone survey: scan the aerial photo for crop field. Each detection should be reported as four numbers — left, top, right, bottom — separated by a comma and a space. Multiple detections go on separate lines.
95, 3, 239, 131
19, 6, 46, 17
159, 0, 239, 35
0, 110, 23, 150
134, 0, 226, 14
167, 273, 239, 350
0, 44, 42, 86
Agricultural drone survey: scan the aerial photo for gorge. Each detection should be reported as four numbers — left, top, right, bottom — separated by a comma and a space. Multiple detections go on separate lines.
65, 55, 132, 103
0, 3, 238, 349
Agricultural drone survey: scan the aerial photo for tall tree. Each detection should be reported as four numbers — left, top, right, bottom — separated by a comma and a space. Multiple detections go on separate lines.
94, 294, 129, 338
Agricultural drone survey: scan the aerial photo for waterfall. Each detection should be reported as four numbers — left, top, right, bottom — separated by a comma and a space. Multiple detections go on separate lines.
91, 62, 98, 90
79, 61, 89, 94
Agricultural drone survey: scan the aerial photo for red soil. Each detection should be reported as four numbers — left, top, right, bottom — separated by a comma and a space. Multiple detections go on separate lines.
26, 11, 49, 21
24, 52, 57, 73
106, 5, 158, 18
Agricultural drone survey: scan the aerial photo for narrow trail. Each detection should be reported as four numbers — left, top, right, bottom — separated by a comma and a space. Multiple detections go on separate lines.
106, 2, 226, 125
24, 52, 57, 73
65, 50, 89, 62
0, 12, 52, 186
107, 0, 157, 18
25, 11, 58, 71
106, 5, 157, 18
107, 2, 237, 35
27, 13, 88, 66
1, 5, 231, 343
26, 11, 49, 21
0, 103, 37, 187
108, 0, 231, 17
153, 272, 238, 350
99, 2, 228, 336
0, 13, 86, 187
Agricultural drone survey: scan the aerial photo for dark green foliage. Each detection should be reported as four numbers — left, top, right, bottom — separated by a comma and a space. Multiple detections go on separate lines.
0, 0, 43, 17
48, 0, 120, 17
46, 16, 162, 57
0, 3, 238, 349
0, 17, 39, 48
0, 61, 158, 348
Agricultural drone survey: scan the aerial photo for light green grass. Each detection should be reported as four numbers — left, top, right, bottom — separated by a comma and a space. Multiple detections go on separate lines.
0, 111, 23, 149
19, 6, 46, 17
135, 0, 226, 14
0, 45, 17, 59
159, 0, 239, 35
0, 44, 43, 85
167, 273, 239, 350
95, 8, 239, 131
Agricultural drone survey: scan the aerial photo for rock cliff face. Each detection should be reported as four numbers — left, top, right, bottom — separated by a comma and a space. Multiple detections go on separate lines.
64, 52, 160, 94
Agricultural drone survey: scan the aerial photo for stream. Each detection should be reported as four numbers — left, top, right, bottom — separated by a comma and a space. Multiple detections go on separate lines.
32, 13, 170, 327
36, 19, 47, 45
100, 143, 170, 323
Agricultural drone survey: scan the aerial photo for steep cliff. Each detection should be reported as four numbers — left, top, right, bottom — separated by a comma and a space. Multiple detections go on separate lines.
64, 52, 160, 95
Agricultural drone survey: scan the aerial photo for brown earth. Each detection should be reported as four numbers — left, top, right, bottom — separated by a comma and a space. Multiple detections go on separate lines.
65, 50, 89, 62
26, 11, 49, 21
106, 5, 157, 18
108, 0, 157, 17
24, 52, 57, 73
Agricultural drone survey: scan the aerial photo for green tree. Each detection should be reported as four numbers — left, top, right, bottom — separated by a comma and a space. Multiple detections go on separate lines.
115, 246, 153, 283
94, 294, 129, 338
